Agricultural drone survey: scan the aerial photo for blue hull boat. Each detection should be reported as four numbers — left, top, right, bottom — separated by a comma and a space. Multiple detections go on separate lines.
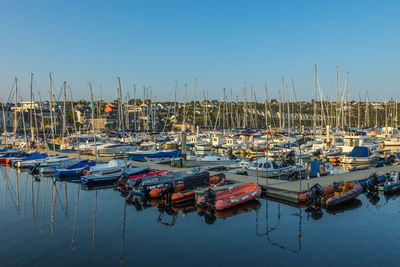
81, 167, 148, 184
55, 160, 96, 177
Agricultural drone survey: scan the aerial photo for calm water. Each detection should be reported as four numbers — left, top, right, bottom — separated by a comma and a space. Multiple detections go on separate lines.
0, 166, 399, 266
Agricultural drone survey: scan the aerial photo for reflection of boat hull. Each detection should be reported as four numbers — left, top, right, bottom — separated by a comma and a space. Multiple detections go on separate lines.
214, 199, 261, 219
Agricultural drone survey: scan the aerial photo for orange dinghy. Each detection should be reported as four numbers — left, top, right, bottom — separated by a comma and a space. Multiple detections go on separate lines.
197, 183, 262, 211
299, 181, 363, 207
171, 173, 226, 204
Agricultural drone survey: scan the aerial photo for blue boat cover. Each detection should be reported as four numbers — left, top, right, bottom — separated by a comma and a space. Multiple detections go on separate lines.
309, 161, 320, 178
129, 150, 181, 162
66, 160, 90, 169
58, 149, 72, 153
21, 153, 48, 161
346, 146, 369, 158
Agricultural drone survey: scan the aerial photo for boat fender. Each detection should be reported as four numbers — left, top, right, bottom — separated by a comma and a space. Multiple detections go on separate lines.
251, 191, 258, 197
242, 195, 249, 201
231, 199, 239, 203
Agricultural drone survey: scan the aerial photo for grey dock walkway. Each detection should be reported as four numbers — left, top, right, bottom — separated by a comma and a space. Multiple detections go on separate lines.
53, 150, 400, 204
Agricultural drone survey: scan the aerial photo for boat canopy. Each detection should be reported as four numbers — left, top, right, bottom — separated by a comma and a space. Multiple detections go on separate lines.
346, 146, 369, 158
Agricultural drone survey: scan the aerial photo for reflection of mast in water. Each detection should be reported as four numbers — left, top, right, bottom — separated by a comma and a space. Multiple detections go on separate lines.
119, 200, 127, 264
70, 187, 80, 249
16, 170, 19, 212
90, 191, 97, 257
256, 199, 302, 253
36, 177, 40, 216
3, 167, 8, 209
31, 175, 37, 226
50, 179, 56, 236
64, 182, 68, 217
22, 173, 28, 217
40, 178, 48, 233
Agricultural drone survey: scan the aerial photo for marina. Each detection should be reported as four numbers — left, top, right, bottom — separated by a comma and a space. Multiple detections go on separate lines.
1, 0, 400, 265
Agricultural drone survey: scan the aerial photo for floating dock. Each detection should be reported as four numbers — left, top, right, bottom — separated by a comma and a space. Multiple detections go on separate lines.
54, 150, 400, 204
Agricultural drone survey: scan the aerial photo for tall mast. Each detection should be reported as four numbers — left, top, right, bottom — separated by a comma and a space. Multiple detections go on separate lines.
278, 90, 282, 130
183, 83, 187, 128
193, 79, 196, 131
2, 102, 7, 146
223, 88, 226, 133
281, 77, 285, 129
243, 83, 247, 128
291, 79, 295, 130
117, 77, 126, 158
63, 81, 67, 138
313, 64, 317, 131
133, 84, 137, 131
14, 77, 18, 136
30, 73, 34, 141
335, 67, 339, 128
48, 73, 55, 152
37, 92, 47, 151
345, 72, 350, 126
365, 91, 369, 127
264, 82, 268, 128
68, 87, 80, 159
357, 92, 361, 128
88, 82, 97, 160
173, 81, 177, 121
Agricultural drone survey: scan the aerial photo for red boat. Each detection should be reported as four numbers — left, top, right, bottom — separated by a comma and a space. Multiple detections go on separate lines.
197, 183, 262, 211
171, 173, 226, 204
116, 170, 170, 193
148, 172, 210, 198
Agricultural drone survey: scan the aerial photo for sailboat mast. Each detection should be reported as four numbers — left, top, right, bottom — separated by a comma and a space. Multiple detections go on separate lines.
68, 87, 80, 159
30, 73, 34, 141
48, 73, 55, 152
88, 82, 97, 160
264, 82, 268, 128
2, 102, 7, 146
193, 79, 196, 131
63, 81, 67, 138
14, 77, 18, 137
37, 92, 47, 151
117, 77, 127, 157
313, 64, 317, 131
336, 66, 339, 128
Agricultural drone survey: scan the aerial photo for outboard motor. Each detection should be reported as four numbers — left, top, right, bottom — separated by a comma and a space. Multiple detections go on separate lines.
313, 149, 322, 157
285, 150, 296, 165
305, 183, 324, 205
287, 170, 300, 181
29, 164, 40, 175
384, 155, 396, 166
199, 189, 216, 208
161, 183, 174, 199
366, 173, 381, 195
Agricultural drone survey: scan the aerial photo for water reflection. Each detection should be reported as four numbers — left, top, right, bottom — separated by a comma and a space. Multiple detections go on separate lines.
70, 187, 79, 250
256, 199, 302, 254
2, 165, 400, 265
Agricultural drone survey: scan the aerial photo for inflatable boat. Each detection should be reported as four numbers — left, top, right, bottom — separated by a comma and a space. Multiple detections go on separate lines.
197, 183, 261, 211
171, 173, 226, 204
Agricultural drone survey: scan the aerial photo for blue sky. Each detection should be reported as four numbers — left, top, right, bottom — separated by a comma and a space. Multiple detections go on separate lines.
0, 0, 399, 102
